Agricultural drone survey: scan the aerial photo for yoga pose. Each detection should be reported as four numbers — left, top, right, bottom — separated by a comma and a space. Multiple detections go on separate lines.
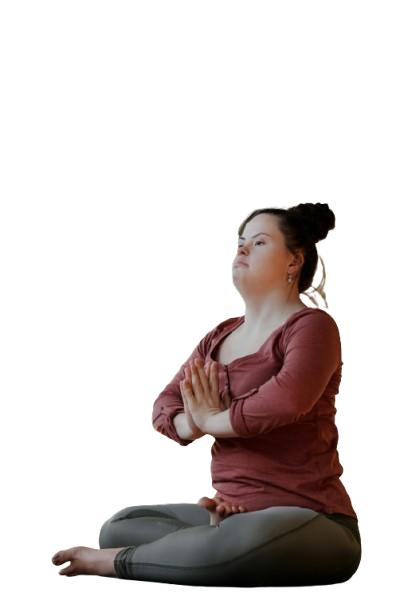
52, 203, 361, 586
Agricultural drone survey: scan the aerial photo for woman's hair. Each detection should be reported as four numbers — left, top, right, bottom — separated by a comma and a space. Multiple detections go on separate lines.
238, 203, 335, 307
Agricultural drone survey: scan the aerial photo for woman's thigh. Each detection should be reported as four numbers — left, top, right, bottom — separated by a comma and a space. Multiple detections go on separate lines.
99, 503, 210, 549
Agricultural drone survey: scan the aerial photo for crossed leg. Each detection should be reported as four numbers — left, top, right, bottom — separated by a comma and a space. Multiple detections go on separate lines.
51, 496, 242, 578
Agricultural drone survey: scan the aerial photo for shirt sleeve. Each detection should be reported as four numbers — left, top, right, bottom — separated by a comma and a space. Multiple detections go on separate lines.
229, 311, 342, 437
152, 326, 218, 446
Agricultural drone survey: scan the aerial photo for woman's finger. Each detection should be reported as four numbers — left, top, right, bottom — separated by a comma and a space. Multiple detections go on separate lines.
180, 381, 188, 408
221, 389, 232, 409
193, 359, 211, 395
209, 362, 220, 403
183, 365, 192, 386
180, 381, 185, 402
190, 361, 204, 401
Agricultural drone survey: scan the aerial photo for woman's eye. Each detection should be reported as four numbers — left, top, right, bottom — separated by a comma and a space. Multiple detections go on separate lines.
238, 240, 264, 249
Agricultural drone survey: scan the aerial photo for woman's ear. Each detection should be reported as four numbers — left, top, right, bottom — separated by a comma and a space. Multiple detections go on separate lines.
288, 252, 304, 276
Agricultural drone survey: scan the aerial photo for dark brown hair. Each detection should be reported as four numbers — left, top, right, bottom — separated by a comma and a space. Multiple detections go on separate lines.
238, 203, 335, 306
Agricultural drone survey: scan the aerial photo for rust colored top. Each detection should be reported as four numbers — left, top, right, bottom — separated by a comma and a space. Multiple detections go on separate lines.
152, 308, 357, 518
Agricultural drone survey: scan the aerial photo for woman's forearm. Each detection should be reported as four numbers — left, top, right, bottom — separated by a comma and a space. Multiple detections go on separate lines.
173, 413, 205, 441
201, 409, 239, 438
174, 410, 238, 439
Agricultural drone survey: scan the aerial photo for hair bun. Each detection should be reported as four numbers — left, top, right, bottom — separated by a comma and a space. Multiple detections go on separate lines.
287, 203, 335, 244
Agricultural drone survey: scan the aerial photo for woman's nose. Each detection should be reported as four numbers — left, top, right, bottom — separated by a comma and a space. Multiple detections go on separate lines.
238, 245, 248, 255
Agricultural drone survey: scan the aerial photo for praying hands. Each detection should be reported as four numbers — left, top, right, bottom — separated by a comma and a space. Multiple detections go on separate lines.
180, 359, 231, 437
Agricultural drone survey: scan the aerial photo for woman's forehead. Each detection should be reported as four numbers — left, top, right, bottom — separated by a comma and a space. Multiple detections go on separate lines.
241, 213, 280, 237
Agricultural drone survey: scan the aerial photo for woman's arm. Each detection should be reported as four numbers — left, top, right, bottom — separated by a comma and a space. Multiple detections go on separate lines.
195, 408, 237, 438
152, 318, 240, 444
228, 311, 342, 437
172, 413, 201, 441
152, 345, 209, 445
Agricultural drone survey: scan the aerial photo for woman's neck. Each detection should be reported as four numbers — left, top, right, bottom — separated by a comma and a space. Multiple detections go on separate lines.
241, 292, 307, 334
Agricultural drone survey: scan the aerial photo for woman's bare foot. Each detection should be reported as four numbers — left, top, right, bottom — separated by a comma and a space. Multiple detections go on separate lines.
52, 546, 125, 577
198, 496, 247, 526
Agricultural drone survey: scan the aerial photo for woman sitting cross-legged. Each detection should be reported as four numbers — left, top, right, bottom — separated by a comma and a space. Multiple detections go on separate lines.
52, 203, 361, 587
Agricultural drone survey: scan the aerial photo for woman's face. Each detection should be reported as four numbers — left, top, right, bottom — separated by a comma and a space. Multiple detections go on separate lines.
232, 213, 297, 294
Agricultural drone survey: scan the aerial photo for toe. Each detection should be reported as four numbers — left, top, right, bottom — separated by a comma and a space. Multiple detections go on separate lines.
198, 497, 217, 511
52, 551, 65, 565
59, 565, 76, 577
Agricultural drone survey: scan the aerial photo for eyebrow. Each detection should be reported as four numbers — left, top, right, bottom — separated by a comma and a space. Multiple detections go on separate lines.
238, 232, 272, 241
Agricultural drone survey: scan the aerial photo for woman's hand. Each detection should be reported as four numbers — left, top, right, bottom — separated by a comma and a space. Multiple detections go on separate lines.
179, 374, 205, 440
180, 358, 230, 433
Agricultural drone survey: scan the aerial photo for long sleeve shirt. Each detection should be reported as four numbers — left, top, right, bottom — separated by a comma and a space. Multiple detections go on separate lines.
152, 308, 357, 518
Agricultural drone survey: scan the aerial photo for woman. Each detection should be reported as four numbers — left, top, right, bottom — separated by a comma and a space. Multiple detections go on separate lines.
52, 203, 361, 586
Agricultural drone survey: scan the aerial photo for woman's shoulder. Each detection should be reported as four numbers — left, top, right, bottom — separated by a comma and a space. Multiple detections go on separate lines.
290, 307, 338, 325
207, 315, 244, 338
282, 307, 341, 342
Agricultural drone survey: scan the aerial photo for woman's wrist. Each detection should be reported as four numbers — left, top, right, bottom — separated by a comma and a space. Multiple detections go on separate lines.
200, 410, 239, 439
173, 413, 204, 441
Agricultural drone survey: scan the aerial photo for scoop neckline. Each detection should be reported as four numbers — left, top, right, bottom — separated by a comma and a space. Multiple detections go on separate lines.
211, 306, 315, 366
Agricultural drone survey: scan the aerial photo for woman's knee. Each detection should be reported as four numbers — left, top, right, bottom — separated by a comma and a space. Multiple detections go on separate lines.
99, 506, 140, 549
99, 504, 197, 549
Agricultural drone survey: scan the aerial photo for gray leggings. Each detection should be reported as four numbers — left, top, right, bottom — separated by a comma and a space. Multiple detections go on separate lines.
99, 503, 361, 587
